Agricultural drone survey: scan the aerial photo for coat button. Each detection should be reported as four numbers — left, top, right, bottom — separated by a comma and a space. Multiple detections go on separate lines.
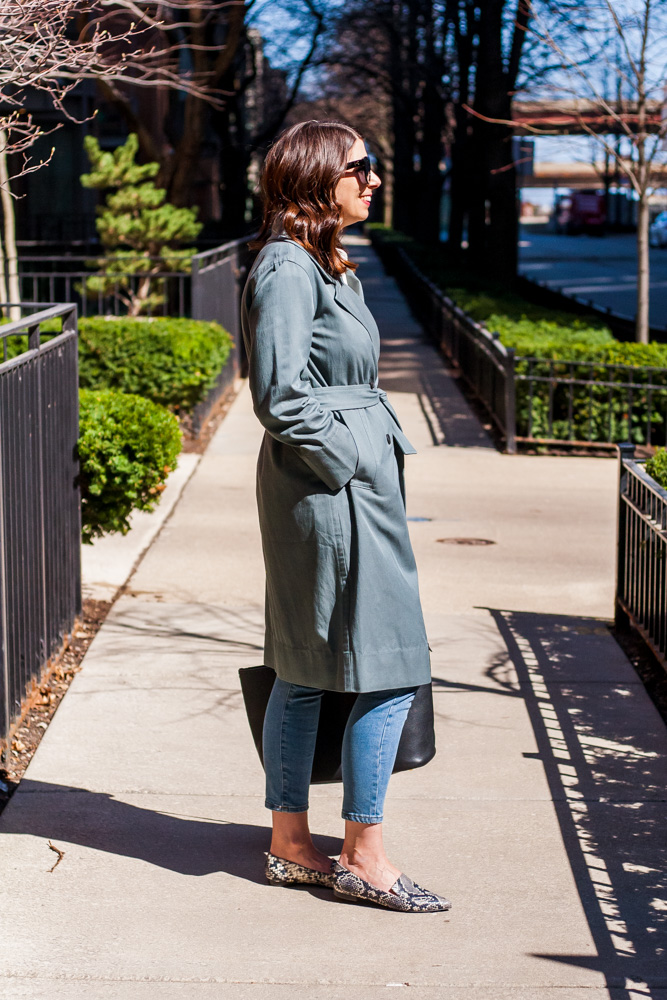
386, 433, 392, 444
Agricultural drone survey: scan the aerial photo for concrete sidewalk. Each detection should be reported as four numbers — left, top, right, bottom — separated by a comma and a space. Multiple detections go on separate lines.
1, 239, 666, 999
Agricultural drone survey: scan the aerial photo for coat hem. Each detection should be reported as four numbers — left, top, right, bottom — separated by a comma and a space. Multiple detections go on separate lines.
266, 637, 432, 694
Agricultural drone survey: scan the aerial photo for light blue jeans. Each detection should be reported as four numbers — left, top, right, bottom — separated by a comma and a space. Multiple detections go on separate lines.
263, 678, 417, 824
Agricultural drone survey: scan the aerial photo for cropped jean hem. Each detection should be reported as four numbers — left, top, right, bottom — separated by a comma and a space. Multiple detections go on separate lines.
265, 801, 309, 813
341, 811, 384, 824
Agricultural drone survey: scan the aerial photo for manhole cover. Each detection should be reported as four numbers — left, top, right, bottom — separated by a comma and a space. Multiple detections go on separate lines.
436, 537, 496, 546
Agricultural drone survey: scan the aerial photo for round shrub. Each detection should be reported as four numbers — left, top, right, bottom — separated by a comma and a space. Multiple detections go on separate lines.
77, 316, 233, 413
79, 389, 182, 543
645, 448, 667, 490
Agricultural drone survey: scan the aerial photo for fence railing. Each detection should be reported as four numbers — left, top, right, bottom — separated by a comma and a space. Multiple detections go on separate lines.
14, 236, 252, 437
17, 238, 253, 324
191, 237, 254, 430
389, 246, 517, 450
16, 256, 191, 319
378, 240, 667, 453
0, 304, 82, 753
515, 357, 667, 448
616, 443, 667, 669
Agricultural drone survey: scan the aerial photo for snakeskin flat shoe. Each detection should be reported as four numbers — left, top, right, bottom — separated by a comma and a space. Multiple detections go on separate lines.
332, 862, 451, 912
265, 852, 335, 889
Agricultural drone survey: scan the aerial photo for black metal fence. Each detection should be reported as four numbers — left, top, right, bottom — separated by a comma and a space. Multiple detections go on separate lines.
616, 443, 667, 668
14, 236, 252, 437
388, 246, 517, 450
17, 236, 253, 325
515, 357, 667, 448
17, 256, 191, 319
381, 242, 667, 453
0, 305, 82, 752
190, 237, 254, 431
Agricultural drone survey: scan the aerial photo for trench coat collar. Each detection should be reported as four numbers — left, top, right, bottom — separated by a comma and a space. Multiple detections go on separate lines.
268, 233, 378, 345
332, 276, 378, 348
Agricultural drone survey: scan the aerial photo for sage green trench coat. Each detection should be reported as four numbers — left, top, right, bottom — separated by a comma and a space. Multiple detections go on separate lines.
241, 236, 431, 692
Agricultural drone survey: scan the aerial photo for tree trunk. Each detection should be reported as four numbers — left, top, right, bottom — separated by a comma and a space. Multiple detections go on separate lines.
160, 4, 247, 209
414, 4, 445, 245
0, 132, 20, 320
447, 0, 476, 260
633, 4, 650, 345
382, 152, 394, 227
446, 112, 468, 256
636, 191, 650, 344
467, 0, 528, 278
219, 103, 251, 238
0, 200, 7, 314
390, 3, 419, 235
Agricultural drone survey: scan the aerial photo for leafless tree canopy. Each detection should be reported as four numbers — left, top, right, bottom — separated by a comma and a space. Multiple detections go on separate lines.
0, 0, 233, 170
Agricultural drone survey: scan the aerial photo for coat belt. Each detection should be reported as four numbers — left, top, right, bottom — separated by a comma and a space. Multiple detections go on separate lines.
311, 384, 416, 455
311, 384, 382, 410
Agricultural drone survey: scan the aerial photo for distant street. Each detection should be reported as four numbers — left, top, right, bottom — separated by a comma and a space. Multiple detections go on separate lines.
518, 228, 667, 332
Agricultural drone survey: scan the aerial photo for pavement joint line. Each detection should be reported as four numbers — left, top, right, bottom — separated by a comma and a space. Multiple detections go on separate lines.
11, 790, 667, 803
1, 973, 665, 989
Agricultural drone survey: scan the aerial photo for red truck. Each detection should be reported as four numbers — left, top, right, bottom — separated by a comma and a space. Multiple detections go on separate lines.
555, 189, 606, 235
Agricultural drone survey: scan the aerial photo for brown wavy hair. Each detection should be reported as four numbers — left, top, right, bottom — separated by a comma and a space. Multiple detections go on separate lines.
251, 120, 363, 277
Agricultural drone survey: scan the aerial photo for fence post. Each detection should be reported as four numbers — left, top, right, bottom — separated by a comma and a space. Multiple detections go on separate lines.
615, 441, 635, 631
191, 254, 201, 321
0, 404, 8, 759
504, 347, 517, 454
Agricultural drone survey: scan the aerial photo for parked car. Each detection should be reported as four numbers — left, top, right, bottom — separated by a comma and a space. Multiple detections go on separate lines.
649, 211, 667, 248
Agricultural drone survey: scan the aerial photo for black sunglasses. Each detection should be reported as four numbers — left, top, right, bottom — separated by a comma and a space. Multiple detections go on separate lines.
344, 155, 373, 184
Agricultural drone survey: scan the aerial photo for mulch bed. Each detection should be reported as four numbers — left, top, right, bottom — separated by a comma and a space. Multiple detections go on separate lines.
0, 600, 111, 817
181, 381, 240, 455
0, 380, 244, 819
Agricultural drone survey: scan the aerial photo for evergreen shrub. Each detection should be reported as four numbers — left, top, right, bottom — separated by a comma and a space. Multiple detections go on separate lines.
77, 316, 233, 412
79, 389, 182, 543
6, 315, 233, 414
645, 448, 667, 490
81, 134, 202, 315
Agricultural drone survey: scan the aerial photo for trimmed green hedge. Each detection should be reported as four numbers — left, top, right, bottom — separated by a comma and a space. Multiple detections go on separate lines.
369, 225, 667, 444
77, 316, 233, 412
645, 448, 667, 489
6, 315, 233, 414
79, 389, 182, 543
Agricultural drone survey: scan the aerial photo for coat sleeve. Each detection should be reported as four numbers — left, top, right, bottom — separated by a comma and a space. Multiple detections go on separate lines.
244, 258, 359, 491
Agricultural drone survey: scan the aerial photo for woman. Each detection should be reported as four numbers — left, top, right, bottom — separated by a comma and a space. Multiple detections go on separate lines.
241, 120, 450, 913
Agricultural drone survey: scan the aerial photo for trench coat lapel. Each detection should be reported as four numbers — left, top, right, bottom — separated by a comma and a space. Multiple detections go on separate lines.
268, 234, 379, 356
333, 279, 378, 348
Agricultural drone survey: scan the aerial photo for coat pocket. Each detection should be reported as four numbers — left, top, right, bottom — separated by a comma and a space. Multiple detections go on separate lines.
339, 409, 377, 489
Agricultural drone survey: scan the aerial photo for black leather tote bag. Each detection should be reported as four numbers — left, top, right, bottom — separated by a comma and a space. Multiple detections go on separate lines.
238, 665, 436, 784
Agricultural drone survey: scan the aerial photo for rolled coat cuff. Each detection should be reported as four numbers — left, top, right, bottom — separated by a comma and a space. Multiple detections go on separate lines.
300, 420, 359, 491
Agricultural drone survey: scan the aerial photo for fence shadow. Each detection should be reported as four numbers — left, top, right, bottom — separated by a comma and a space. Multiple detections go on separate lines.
489, 608, 667, 999
1, 779, 342, 888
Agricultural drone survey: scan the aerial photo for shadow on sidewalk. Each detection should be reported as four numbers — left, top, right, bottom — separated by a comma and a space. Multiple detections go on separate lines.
2, 781, 342, 885
490, 608, 667, 999
357, 239, 496, 450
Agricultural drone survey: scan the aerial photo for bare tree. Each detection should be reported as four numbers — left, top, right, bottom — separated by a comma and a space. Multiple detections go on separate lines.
311, 1, 454, 244
91, 0, 327, 227
507, 0, 667, 343
0, 1, 229, 174
0, 1, 238, 305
